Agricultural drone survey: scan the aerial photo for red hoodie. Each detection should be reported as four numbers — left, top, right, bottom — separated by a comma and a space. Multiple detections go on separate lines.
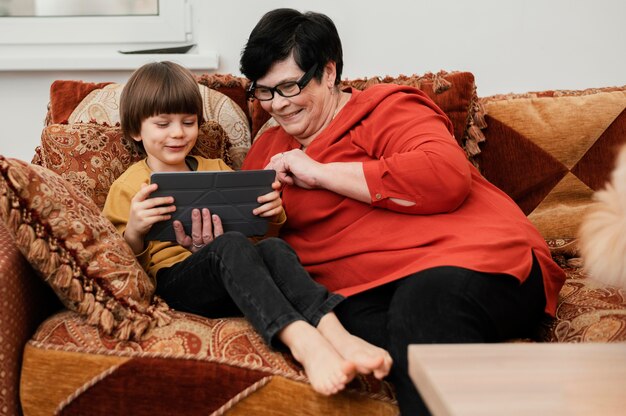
243, 84, 566, 315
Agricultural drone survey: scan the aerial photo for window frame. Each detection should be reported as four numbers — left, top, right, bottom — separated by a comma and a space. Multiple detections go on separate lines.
0, 0, 190, 45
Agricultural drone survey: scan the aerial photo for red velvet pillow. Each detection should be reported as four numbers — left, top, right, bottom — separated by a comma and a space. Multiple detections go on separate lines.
48, 80, 113, 124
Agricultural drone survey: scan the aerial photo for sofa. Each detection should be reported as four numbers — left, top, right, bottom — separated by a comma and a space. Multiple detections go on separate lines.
1, 70, 625, 416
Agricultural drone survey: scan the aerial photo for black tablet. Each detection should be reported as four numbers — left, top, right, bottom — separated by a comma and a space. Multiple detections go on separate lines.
145, 169, 276, 242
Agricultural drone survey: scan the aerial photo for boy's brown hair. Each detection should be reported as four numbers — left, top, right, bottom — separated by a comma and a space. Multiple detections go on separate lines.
120, 61, 204, 152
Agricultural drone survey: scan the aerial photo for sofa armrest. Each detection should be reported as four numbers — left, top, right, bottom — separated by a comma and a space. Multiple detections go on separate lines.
0, 222, 61, 415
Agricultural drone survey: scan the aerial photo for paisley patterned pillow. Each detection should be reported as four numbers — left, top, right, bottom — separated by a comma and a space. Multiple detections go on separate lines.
0, 156, 171, 341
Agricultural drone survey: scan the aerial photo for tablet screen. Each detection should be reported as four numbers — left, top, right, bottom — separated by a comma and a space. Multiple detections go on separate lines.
145, 169, 276, 242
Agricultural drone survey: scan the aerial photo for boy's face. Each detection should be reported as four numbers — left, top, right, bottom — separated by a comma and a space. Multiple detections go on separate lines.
133, 113, 199, 172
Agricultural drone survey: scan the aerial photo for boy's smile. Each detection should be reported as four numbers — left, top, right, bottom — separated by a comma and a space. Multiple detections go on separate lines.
134, 113, 199, 172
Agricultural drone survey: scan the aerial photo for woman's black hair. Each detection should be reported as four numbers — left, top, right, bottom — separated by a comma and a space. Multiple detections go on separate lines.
240, 8, 343, 85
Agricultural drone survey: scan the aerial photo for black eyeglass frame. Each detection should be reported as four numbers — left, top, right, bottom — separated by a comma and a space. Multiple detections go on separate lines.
247, 63, 319, 101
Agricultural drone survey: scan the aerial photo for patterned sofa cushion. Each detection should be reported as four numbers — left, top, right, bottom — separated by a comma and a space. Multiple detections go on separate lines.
0, 156, 171, 341
477, 86, 626, 241
0, 223, 61, 416
21, 311, 397, 416
196, 73, 251, 124
541, 258, 626, 342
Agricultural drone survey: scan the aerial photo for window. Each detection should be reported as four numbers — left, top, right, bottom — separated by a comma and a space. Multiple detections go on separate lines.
0, 0, 190, 44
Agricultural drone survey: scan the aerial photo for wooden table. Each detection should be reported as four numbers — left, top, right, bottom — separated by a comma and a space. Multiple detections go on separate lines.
408, 343, 626, 416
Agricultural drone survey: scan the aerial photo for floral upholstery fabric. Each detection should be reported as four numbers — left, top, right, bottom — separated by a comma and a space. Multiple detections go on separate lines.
36, 123, 141, 210
0, 223, 61, 416
47, 80, 113, 124
32, 311, 303, 373
543, 258, 626, 342
0, 156, 171, 341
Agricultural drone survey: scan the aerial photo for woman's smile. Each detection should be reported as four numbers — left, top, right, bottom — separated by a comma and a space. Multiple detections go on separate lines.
277, 108, 304, 122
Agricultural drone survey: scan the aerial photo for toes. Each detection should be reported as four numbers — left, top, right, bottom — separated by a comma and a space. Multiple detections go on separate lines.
312, 373, 348, 396
374, 355, 393, 379
314, 380, 333, 396
373, 368, 388, 379
356, 365, 373, 375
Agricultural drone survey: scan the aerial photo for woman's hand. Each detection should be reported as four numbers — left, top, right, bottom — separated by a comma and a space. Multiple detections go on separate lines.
124, 183, 176, 254
253, 180, 284, 218
265, 150, 373, 204
266, 149, 323, 189
174, 208, 224, 253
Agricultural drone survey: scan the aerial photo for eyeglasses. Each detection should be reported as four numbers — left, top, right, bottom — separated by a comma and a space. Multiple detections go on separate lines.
247, 63, 318, 101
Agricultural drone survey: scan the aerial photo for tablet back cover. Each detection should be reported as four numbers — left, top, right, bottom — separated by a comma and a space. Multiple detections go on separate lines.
145, 170, 275, 242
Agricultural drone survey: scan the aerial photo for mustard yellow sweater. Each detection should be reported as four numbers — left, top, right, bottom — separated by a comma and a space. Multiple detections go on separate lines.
103, 156, 285, 280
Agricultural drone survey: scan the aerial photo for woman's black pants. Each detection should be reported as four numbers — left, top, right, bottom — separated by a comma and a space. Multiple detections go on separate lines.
334, 255, 546, 415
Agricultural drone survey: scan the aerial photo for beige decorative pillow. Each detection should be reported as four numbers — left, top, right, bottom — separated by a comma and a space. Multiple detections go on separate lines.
198, 84, 250, 168
36, 121, 232, 211
68, 83, 121, 125
478, 86, 626, 240
68, 83, 250, 169
0, 156, 171, 341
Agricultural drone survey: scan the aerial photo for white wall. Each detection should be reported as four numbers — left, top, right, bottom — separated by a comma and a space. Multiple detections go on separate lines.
1, 0, 624, 162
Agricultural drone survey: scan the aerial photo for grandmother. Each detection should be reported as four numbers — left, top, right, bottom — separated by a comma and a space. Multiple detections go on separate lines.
240, 8, 566, 415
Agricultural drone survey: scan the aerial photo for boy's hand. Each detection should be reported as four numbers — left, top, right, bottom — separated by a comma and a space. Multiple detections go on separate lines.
253, 180, 284, 218
125, 183, 176, 254
174, 208, 224, 253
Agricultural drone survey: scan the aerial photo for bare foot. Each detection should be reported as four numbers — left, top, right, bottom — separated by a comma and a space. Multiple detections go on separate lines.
317, 313, 393, 379
279, 320, 357, 395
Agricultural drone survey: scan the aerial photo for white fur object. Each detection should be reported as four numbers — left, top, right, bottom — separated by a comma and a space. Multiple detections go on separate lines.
579, 144, 626, 289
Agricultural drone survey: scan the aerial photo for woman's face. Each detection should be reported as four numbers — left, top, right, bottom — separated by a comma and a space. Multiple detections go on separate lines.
255, 56, 337, 145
